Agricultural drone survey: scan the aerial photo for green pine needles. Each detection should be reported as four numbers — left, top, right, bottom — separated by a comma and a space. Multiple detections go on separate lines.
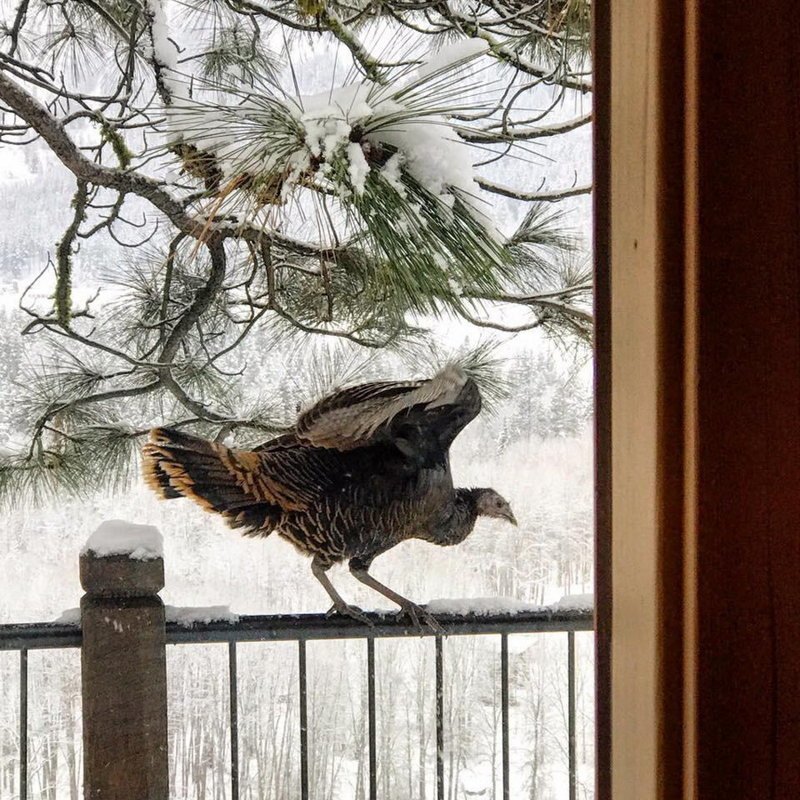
0, 0, 593, 504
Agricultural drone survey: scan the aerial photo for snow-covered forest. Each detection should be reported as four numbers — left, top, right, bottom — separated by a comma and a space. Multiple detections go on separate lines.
0, 1, 593, 798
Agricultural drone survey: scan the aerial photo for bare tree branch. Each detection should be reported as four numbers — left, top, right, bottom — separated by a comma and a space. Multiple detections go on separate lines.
477, 178, 592, 202
457, 113, 591, 144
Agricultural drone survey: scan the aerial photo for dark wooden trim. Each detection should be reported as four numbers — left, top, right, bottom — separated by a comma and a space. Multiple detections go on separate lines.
591, 0, 612, 796
689, 2, 800, 794
654, 1, 689, 794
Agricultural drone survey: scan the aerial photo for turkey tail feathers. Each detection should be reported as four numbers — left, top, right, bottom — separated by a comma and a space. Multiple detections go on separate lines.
142, 427, 281, 536
143, 428, 225, 511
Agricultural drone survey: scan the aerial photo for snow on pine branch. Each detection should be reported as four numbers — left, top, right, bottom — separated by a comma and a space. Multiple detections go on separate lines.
416, 38, 490, 80
168, 38, 487, 212
142, 0, 181, 103
167, 38, 494, 226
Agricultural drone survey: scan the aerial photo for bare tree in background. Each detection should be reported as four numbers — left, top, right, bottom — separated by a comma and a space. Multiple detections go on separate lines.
0, 0, 592, 500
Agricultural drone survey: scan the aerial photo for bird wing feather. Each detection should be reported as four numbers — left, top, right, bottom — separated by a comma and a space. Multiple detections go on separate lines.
252, 435, 345, 509
295, 365, 476, 451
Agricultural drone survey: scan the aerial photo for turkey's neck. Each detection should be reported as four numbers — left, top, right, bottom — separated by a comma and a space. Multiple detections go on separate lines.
423, 488, 481, 547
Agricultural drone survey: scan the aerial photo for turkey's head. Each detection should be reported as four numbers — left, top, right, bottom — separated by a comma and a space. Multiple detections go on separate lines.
475, 489, 517, 526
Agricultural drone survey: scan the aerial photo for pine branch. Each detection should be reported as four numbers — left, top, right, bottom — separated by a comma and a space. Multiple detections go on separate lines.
0, 70, 363, 261
436, 7, 593, 92
476, 178, 592, 202
318, 9, 387, 84
0, 2, 595, 503
54, 179, 89, 326
0, 69, 199, 230
456, 112, 591, 143
6, 0, 31, 57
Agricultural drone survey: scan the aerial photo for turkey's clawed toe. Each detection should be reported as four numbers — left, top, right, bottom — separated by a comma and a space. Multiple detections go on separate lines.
326, 602, 374, 626
400, 601, 444, 635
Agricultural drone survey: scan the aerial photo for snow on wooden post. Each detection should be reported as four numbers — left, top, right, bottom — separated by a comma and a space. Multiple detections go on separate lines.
79, 520, 168, 800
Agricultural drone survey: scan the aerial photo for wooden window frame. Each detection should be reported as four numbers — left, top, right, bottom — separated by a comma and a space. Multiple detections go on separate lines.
594, 1, 800, 797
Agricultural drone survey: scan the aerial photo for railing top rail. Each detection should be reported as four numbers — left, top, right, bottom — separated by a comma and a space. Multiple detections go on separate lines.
0, 607, 593, 651
166, 608, 594, 644
0, 623, 82, 651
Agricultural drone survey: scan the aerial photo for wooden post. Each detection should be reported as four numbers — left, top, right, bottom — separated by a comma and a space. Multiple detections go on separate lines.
80, 545, 168, 799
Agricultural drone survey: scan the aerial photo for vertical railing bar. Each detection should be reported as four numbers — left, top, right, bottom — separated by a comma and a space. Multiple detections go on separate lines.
298, 639, 309, 800
568, 631, 576, 800
228, 641, 239, 800
19, 648, 28, 800
435, 635, 444, 800
501, 633, 510, 800
367, 637, 377, 800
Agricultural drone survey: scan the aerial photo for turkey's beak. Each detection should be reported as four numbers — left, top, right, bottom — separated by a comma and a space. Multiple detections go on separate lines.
504, 510, 518, 526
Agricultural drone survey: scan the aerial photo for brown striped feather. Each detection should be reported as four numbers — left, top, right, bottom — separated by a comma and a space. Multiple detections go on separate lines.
295, 365, 467, 450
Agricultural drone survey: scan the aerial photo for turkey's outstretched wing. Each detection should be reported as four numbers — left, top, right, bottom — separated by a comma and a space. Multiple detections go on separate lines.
295, 365, 481, 455
250, 433, 348, 508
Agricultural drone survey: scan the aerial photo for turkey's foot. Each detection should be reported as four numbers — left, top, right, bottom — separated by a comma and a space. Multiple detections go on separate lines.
326, 602, 374, 626
399, 601, 444, 635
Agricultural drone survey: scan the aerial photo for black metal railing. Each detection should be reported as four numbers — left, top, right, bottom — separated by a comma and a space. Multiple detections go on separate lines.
1, 607, 592, 800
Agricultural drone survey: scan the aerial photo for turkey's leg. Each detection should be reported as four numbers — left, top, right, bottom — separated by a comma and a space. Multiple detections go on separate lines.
348, 560, 444, 634
311, 555, 373, 625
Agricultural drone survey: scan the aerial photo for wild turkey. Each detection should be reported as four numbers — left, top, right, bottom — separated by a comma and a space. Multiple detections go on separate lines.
142, 365, 516, 629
